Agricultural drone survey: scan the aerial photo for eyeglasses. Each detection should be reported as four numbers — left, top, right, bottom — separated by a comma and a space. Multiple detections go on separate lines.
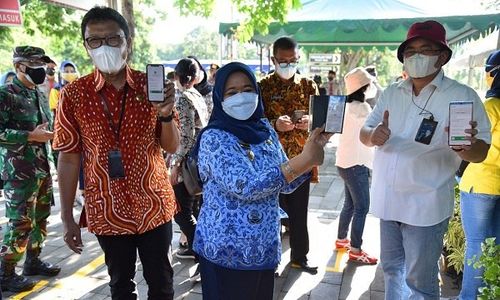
85, 34, 125, 49
276, 61, 298, 68
403, 48, 442, 58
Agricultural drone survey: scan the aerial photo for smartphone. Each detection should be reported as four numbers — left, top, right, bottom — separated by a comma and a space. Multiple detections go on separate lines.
448, 101, 473, 146
291, 110, 305, 124
146, 64, 165, 102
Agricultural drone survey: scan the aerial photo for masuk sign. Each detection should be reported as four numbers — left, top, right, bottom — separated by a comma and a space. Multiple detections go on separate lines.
0, 0, 22, 27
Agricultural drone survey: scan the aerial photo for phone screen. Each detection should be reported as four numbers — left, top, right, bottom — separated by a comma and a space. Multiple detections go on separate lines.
147, 64, 165, 102
448, 101, 473, 146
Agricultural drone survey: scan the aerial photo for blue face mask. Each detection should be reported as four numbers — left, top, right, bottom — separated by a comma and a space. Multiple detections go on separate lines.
222, 92, 259, 120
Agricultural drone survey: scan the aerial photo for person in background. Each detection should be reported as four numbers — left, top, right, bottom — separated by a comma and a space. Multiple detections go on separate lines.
208, 63, 219, 85
49, 60, 80, 171
259, 36, 319, 274
458, 50, 500, 300
39, 60, 57, 99
0, 71, 16, 199
189, 56, 214, 116
359, 20, 491, 299
53, 7, 179, 299
49, 60, 79, 115
365, 65, 383, 108
335, 67, 378, 265
0, 71, 16, 86
313, 75, 327, 95
0, 46, 61, 293
326, 70, 341, 95
169, 58, 209, 282
193, 62, 331, 299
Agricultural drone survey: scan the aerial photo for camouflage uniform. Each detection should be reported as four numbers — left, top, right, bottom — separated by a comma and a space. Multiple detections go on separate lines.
0, 76, 54, 264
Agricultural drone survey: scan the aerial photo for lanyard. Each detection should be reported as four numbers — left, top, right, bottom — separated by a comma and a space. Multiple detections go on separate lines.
98, 85, 128, 145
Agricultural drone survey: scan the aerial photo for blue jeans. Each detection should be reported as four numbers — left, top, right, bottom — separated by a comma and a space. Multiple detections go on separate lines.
337, 165, 370, 249
459, 191, 500, 300
380, 218, 449, 300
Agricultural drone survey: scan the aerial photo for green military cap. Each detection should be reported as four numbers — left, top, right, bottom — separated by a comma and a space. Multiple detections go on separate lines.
13, 46, 52, 64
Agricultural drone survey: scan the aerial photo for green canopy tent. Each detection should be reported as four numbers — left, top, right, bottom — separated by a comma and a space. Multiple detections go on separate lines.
219, 0, 499, 73
219, 14, 500, 52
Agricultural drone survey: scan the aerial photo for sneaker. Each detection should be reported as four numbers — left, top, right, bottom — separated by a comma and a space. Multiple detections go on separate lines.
335, 239, 350, 250
175, 248, 196, 260
348, 250, 378, 265
189, 265, 201, 283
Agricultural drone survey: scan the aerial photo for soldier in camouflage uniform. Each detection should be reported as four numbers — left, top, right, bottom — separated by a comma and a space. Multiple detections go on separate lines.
0, 46, 61, 293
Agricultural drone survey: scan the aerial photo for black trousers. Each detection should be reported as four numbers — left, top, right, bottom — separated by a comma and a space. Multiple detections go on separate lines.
96, 222, 174, 300
279, 177, 311, 263
199, 256, 275, 300
173, 182, 200, 251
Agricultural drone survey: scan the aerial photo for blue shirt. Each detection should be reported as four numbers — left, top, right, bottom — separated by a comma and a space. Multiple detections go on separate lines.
193, 120, 309, 270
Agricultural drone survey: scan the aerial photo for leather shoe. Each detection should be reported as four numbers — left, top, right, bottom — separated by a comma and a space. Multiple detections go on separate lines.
290, 260, 318, 275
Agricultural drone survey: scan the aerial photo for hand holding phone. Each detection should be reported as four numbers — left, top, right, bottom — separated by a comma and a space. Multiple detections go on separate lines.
448, 101, 473, 146
147, 64, 165, 102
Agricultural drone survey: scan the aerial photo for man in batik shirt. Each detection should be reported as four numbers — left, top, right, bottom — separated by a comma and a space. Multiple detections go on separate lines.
259, 36, 319, 274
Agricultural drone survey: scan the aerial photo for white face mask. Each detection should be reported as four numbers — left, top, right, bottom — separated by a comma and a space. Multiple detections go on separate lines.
275, 64, 297, 80
89, 45, 126, 74
404, 54, 440, 78
222, 92, 259, 120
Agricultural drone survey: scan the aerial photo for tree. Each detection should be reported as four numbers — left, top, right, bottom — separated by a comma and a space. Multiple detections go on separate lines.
0, 0, 161, 75
174, 0, 302, 42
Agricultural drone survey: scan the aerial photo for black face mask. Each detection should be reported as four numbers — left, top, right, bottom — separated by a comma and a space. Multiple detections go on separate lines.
23, 66, 46, 85
46, 67, 55, 76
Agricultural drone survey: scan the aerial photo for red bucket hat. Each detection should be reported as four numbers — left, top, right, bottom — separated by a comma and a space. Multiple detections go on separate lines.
397, 20, 452, 64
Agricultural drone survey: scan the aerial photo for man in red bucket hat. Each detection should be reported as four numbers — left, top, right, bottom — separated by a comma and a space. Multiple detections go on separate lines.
360, 20, 491, 299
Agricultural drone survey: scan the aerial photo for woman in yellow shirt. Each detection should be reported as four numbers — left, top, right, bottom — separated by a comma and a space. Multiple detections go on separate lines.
458, 50, 500, 300
49, 60, 79, 114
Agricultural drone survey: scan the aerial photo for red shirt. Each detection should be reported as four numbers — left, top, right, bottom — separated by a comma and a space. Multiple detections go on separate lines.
53, 66, 177, 235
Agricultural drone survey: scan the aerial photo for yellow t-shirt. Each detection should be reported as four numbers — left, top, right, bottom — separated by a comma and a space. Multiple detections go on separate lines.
459, 97, 500, 194
49, 88, 60, 111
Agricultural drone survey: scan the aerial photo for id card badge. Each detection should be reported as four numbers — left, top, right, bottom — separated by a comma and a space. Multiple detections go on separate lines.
415, 117, 438, 145
108, 150, 126, 179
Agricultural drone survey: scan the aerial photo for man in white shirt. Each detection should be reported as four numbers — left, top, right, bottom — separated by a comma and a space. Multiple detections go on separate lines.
326, 70, 341, 95
360, 20, 491, 299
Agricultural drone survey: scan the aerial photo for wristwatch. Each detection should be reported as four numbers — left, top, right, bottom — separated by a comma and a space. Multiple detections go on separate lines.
158, 111, 174, 123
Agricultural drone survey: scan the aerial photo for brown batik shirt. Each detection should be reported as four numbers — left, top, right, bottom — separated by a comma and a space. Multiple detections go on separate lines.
259, 73, 320, 182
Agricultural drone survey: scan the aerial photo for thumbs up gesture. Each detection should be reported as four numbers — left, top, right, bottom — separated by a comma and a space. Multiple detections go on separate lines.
370, 110, 391, 146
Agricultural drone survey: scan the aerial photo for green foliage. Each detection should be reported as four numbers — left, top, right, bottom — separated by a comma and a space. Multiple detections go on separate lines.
443, 185, 466, 274
470, 238, 500, 300
156, 26, 259, 61
0, 0, 161, 75
174, 0, 302, 42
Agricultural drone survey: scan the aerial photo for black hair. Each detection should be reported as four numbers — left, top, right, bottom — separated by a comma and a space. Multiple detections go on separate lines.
175, 58, 199, 87
273, 37, 298, 56
365, 66, 377, 77
346, 85, 369, 103
166, 71, 175, 80
313, 75, 322, 85
328, 70, 336, 76
187, 55, 213, 96
81, 6, 130, 40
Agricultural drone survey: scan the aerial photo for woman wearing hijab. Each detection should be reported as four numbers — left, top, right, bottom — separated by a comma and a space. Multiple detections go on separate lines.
458, 50, 499, 300
192, 62, 331, 299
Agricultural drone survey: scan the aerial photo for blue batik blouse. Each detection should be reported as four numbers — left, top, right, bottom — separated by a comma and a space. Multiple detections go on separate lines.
193, 120, 309, 270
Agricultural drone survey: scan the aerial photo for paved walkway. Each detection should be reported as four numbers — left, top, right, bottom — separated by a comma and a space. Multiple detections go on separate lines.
0, 144, 461, 299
